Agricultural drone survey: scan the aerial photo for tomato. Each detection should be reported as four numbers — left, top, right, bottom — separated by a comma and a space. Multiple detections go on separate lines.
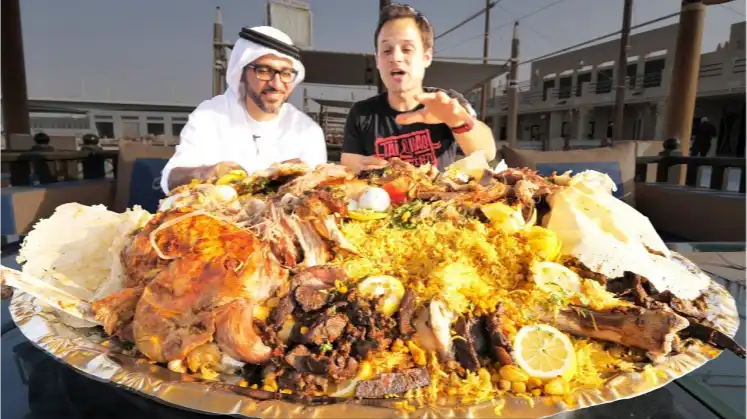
381, 182, 408, 205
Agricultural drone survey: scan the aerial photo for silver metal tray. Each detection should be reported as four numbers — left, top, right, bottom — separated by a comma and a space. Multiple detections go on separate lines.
6, 253, 740, 418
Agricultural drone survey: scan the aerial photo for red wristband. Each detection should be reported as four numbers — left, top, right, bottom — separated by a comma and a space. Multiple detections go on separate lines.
451, 117, 475, 134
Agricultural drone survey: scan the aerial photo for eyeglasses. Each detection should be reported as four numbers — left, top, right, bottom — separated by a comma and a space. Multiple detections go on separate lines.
246, 65, 298, 83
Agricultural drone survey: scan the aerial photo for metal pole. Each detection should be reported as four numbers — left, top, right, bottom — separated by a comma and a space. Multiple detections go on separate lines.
612, 0, 633, 144
506, 22, 520, 148
664, 0, 706, 159
212, 7, 224, 97
1, 0, 30, 134
479, 0, 491, 122
377, 0, 392, 94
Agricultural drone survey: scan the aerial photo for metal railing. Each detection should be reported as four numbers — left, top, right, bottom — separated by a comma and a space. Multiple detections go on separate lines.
2, 150, 119, 187
635, 140, 746, 193
1, 145, 347, 187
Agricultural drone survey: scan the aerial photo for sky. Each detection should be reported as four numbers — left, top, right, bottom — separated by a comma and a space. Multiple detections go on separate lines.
13, 0, 747, 110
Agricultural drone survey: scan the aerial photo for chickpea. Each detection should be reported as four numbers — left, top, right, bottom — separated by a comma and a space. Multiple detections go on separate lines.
499, 365, 529, 383
543, 377, 569, 396
527, 377, 543, 390
511, 381, 527, 394
498, 379, 512, 392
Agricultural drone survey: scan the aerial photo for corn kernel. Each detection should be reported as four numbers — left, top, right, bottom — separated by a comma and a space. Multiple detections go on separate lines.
447, 387, 458, 396
300, 326, 309, 335
531, 389, 542, 397
238, 379, 249, 388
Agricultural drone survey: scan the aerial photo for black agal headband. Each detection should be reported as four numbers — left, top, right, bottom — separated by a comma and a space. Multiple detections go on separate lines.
239, 27, 301, 62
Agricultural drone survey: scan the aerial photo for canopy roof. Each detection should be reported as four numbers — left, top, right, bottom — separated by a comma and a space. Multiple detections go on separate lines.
310, 98, 356, 109
299, 50, 507, 94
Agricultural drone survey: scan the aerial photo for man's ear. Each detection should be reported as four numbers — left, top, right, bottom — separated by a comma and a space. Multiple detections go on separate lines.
424, 48, 433, 69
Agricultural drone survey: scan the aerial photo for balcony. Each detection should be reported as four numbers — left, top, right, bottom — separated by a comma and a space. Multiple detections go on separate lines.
486, 57, 747, 116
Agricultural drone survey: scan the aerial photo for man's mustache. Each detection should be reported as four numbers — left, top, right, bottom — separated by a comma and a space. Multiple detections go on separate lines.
261, 87, 285, 94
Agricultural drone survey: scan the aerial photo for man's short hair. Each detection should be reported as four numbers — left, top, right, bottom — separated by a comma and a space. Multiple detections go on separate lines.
374, 3, 434, 52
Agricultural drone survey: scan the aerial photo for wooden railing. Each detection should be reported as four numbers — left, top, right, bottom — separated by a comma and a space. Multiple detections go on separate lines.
1, 150, 119, 186
635, 138, 746, 192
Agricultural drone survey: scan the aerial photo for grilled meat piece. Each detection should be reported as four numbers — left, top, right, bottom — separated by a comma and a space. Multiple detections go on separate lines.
454, 317, 483, 371
397, 289, 417, 337
485, 306, 514, 366
354, 367, 431, 398
291, 266, 346, 312
302, 313, 349, 346
541, 306, 689, 361
606, 271, 745, 358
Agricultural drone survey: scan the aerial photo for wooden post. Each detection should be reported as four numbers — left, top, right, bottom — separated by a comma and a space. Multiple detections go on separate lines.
377, 0, 391, 94
664, 1, 707, 159
212, 7, 224, 97
506, 22, 520, 148
612, 0, 634, 143
1, 0, 30, 134
479, 0, 491, 122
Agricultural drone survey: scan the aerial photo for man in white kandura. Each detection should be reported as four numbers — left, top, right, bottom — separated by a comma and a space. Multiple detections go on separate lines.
161, 26, 327, 193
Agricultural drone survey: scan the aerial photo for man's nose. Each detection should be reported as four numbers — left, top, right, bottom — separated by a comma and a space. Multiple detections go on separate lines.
268, 73, 284, 89
390, 47, 405, 62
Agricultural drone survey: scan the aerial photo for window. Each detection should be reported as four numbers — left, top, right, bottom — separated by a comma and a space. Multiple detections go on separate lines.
147, 122, 165, 136
626, 63, 638, 89
558, 76, 572, 99
587, 121, 596, 139
643, 59, 665, 87
172, 122, 186, 136
561, 121, 570, 138
95, 121, 115, 138
122, 117, 140, 137
576, 72, 591, 96
596, 69, 613, 94
542, 80, 555, 101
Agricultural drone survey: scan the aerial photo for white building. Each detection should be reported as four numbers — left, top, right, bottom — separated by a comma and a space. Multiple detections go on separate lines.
17, 98, 196, 141
486, 21, 746, 156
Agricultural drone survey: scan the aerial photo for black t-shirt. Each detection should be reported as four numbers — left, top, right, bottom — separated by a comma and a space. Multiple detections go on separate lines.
342, 87, 476, 171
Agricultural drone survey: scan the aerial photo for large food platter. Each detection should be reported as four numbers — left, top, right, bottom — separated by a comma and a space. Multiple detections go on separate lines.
4, 251, 739, 419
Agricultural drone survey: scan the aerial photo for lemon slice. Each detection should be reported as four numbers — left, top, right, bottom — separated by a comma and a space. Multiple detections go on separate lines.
348, 209, 388, 221
530, 260, 581, 297
513, 324, 577, 380
357, 275, 405, 316
480, 202, 525, 234
330, 379, 360, 397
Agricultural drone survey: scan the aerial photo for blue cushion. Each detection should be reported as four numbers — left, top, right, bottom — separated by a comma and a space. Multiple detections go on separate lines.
536, 161, 624, 199
128, 158, 169, 213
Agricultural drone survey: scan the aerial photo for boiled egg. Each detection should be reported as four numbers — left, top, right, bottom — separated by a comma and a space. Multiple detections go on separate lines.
357, 187, 391, 212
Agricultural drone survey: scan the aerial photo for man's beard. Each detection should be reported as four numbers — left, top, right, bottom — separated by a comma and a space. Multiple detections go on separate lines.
246, 86, 287, 114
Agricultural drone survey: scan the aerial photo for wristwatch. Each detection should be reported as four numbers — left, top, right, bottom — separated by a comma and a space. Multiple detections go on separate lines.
451, 116, 476, 134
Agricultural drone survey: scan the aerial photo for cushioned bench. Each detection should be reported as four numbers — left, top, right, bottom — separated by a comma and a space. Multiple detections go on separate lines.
1, 179, 115, 235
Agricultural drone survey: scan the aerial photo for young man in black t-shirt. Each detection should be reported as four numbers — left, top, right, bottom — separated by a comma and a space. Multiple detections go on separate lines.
341, 3, 497, 173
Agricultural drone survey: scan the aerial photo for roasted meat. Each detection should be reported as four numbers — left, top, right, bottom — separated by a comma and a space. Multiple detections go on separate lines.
94, 209, 288, 365
541, 306, 690, 361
